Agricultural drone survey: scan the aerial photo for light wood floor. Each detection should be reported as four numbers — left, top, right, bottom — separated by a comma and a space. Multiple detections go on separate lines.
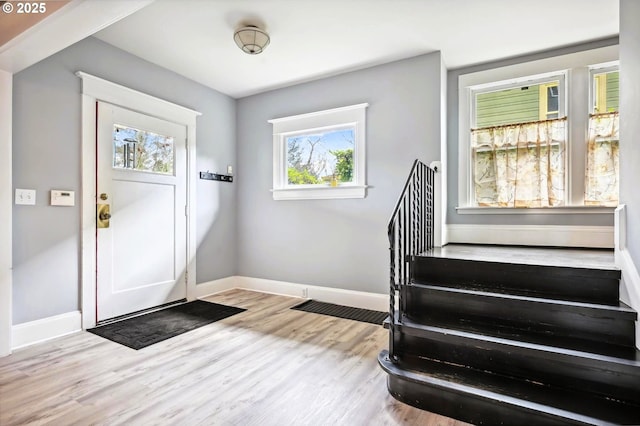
0, 290, 471, 426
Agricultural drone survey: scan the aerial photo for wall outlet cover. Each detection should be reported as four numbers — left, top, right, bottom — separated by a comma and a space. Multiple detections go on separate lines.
15, 189, 36, 205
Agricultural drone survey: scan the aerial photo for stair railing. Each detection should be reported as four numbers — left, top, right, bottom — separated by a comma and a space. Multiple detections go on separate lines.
387, 159, 435, 362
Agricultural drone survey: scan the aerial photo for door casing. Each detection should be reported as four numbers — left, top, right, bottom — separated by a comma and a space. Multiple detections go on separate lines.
77, 72, 200, 329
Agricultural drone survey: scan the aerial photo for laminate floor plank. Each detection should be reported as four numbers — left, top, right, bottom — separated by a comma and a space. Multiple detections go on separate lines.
0, 289, 470, 426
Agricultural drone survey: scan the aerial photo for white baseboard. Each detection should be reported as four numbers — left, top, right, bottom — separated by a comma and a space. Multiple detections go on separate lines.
614, 205, 640, 349
195, 276, 237, 299
447, 224, 614, 248
197, 276, 389, 312
12, 311, 82, 350
617, 248, 640, 350
9, 277, 384, 350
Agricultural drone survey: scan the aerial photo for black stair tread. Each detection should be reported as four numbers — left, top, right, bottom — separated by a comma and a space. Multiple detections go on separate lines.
420, 244, 618, 272
416, 254, 621, 278
378, 349, 640, 425
411, 283, 637, 319
417, 311, 638, 358
394, 314, 640, 365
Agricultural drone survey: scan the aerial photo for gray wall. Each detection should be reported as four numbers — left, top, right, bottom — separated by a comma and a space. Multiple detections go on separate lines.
236, 53, 444, 295
12, 37, 236, 324
446, 37, 619, 227
620, 0, 640, 266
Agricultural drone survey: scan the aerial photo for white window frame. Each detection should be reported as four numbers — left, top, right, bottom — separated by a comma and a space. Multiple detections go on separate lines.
469, 72, 568, 208
589, 61, 619, 114
457, 45, 618, 214
269, 103, 368, 200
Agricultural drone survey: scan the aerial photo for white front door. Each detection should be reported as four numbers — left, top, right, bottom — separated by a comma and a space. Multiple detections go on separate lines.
96, 102, 187, 322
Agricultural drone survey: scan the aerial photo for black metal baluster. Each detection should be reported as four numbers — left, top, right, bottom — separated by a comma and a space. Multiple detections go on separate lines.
418, 164, 424, 254
388, 221, 396, 362
399, 201, 404, 292
402, 193, 409, 313
422, 164, 427, 253
386, 159, 436, 365
429, 167, 434, 249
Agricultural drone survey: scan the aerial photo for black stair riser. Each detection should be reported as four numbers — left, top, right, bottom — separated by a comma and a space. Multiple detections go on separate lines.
412, 312, 637, 356
380, 350, 640, 425
379, 353, 605, 426
404, 286, 636, 348
386, 375, 588, 426
411, 257, 620, 305
394, 327, 640, 404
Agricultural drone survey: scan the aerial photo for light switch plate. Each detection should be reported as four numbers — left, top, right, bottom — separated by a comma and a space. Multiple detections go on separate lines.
15, 189, 36, 205
50, 190, 75, 206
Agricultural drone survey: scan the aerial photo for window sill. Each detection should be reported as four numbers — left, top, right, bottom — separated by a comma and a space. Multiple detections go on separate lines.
456, 206, 615, 215
272, 185, 367, 201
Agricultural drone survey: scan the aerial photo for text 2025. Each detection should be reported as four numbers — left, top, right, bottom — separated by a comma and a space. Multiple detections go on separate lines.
17, 2, 46, 14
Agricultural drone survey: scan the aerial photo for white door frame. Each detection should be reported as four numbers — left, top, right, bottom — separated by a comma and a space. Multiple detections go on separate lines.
77, 72, 200, 329
0, 70, 13, 356
0, 0, 157, 355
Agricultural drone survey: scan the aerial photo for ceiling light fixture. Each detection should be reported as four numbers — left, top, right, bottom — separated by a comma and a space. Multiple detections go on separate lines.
233, 25, 270, 55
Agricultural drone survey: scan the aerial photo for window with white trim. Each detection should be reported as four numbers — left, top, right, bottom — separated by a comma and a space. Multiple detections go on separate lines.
470, 72, 567, 207
457, 46, 619, 211
269, 103, 368, 200
586, 64, 619, 206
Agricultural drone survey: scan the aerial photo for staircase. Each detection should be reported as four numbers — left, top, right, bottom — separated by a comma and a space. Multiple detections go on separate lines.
378, 161, 640, 425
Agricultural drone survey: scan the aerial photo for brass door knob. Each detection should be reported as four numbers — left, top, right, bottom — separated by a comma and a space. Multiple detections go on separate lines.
97, 204, 111, 228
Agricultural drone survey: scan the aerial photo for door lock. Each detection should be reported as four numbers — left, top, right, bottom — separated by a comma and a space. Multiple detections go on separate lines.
97, 204, 111, 228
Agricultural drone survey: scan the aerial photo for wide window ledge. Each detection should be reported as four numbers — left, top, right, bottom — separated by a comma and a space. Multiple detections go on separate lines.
272, 185, 367, 201
456, 206, 615, 215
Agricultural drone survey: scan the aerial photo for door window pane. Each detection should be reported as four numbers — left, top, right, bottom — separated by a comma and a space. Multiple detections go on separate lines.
113, 124, 174, 175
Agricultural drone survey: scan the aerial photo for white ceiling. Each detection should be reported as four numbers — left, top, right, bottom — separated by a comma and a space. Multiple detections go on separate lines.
92, 0, 616, 98
0, 1, 621, 98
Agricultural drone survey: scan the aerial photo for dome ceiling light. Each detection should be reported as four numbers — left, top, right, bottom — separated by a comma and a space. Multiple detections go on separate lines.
233, 25, 270, 55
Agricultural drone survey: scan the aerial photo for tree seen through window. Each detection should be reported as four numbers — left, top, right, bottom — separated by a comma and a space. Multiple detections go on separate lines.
112, 124, 174, 175
286, 128, 354, 185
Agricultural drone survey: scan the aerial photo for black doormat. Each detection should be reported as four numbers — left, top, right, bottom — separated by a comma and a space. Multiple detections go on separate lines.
291, 300, 388, 325
88, 300, 246, 350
